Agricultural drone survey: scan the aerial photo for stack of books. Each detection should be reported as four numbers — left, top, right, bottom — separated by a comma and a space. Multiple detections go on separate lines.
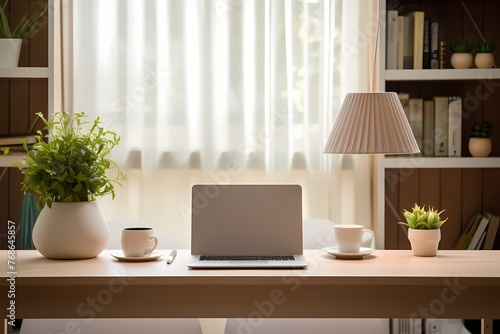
386, 10, 441, 69
397, 93, 462, 157
454, 212, 500, 250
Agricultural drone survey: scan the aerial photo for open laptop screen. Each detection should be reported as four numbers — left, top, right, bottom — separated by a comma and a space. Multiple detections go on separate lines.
191, 184, 303, 256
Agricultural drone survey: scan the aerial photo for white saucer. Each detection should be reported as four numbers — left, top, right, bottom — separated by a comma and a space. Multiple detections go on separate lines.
110, 251, 163, 262
322, 246, 374, 260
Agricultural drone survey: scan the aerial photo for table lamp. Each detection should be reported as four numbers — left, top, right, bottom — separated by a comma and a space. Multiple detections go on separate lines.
323, 92, 420, 155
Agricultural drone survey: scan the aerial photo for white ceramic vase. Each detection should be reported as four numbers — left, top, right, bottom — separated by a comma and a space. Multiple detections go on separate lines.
32, 201, 109, 259
0, 39, 22, 67
475, 53, 495, 69
468, 137, 492, 157
408, 229, 441, 257
450, 53, 473, 69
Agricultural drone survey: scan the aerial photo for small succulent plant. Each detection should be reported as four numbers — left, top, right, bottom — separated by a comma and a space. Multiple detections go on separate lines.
398, 204, 448, 230
450, 40, 474, 53
476, 41, 496, 53
470, 121, 493, 138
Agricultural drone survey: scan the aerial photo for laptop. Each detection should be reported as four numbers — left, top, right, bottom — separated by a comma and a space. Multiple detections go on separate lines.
187, 184, 308, 269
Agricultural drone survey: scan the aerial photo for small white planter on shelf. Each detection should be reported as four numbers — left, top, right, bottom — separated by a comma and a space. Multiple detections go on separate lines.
474, 42, 496, 69
450, 41, 474, 69
469, 137, 492, 157
450, 53, 474, 69
0, 39, 22, 67
469, 121, 493, 157
475, 53, 495, 69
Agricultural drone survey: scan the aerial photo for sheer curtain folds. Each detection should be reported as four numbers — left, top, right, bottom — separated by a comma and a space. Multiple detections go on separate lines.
68, 0, 375, 248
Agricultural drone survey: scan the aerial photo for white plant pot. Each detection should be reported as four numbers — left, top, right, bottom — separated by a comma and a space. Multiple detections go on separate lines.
408, 229, 441, 257
475, 53, 495, 69
32, 201, 109, 259
450, 53, 473, 69
0, 39, 22, 67
468, 137, 492, 157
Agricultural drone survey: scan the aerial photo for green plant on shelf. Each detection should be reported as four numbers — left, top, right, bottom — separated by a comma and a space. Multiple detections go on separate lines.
0, 1, 48, 39
475, 41, 496, 53
450, 40, 474, 53
470, 120, 493, 138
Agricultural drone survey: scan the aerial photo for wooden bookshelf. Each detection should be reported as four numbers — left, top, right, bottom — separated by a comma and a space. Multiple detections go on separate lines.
377, 0, 500, 251
0, 0, 52, 250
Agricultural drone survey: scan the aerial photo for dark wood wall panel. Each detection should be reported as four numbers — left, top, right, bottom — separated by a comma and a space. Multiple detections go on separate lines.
461, 169, 483, 227
385, 168, 500, 249
385, 169, 400, 248
0, 80, 8, 134
30, 79, 48, 125
9, 171, 24, 229
0, 0, 48, 250
483, 169, 500, 213
440, 169, 463, 249
10, 80, 30, 134
419, 169, 440, 208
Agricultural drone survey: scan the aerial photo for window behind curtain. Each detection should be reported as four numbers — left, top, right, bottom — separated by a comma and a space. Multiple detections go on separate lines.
70, 0, 374, 249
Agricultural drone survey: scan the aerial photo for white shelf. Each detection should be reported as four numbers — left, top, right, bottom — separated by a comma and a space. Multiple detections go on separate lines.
385, 69, 500, 81
0, 153, 25, 167
383, 157, 500, 169
0, 67, 49, 78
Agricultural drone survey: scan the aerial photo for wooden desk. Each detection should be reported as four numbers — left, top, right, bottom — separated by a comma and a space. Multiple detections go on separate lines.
1, 250, 499, 334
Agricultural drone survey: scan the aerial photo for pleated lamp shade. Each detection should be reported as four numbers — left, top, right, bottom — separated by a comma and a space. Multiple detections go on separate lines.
324, 92, 420, 154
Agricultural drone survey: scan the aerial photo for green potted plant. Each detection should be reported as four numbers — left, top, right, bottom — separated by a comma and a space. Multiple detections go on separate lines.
475, 41, 496, 68
398, 204, 448, 256
3, 111, 126, 259
0, 1, 48, 67
469, 120, 493, 157
450, 40, 474, 69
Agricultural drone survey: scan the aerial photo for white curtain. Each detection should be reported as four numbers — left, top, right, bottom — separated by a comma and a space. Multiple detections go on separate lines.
61, 0, 377, 249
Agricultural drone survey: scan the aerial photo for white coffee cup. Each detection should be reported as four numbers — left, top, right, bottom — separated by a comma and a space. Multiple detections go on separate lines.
334, 224, 374, 253
121, 227, 159, 257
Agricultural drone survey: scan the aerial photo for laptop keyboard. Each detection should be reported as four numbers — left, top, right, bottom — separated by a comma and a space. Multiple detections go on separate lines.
200, 255, 295, 261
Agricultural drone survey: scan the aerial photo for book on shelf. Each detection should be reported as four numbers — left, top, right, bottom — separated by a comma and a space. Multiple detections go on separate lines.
448, 97, 462, 157
406, 11, 424, 70
422, 100, 434, 157
439, 41, 446, 69
403, 15, 414, 69
394, 94, 462, 158
466, 214, 490, 250
454, 214, 482, 250
430, 19, 439, 69
482, 213, 500, 250
397, 16, 405, 69
386, 10, 398, 70
423, 17, 430, 69
397, 93, 410, 119
433, 96, 449, 157
408, 98, 423, 155
391, 318, 423, 334
476, 229, 488, 250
